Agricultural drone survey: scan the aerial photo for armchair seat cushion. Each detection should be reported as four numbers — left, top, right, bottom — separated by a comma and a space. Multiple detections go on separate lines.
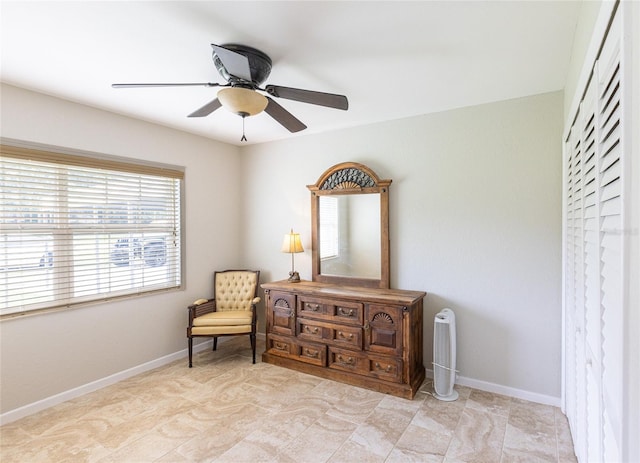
193, 310, 253, 327
191, 324, 252, 336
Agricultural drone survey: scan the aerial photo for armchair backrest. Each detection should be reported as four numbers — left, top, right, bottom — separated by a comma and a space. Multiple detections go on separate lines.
214, 270, 260, 312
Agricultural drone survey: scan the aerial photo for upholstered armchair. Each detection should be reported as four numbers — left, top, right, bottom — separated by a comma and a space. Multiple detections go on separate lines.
187, 269, 260, 367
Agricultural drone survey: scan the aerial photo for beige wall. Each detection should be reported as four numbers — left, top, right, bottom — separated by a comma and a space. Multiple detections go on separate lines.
1, 84, 564, 417
0, 84, 242, 414
242, 91, 564, 400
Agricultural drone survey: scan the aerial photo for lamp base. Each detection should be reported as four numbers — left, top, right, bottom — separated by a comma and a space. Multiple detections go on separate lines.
287, 271, 301, 283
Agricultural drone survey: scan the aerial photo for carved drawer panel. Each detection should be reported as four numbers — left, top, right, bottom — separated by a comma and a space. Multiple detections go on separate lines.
328, 346, 368, 375
365, 304, 403, 356
269, 291, 296, 336
267, 333, 326, 367
297, 318, 363, 350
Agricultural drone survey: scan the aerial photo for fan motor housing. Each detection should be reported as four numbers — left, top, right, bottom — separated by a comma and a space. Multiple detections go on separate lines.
213, 43, 272, 87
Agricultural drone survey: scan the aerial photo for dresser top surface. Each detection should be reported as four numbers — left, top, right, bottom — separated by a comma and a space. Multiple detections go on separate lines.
262, 280, 426, 305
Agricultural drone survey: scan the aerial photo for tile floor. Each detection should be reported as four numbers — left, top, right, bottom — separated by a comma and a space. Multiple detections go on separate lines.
0, 337, 577, 462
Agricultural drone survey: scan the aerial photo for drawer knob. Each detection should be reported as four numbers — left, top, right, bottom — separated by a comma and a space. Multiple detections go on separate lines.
305, 326, 319, 334
274, 342, 287, 351
338, 331, 354, 340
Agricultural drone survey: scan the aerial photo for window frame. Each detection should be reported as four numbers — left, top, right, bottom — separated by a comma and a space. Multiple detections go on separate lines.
0, 141, 185, 319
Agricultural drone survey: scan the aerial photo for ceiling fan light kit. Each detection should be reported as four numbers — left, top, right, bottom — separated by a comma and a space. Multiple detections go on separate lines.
112, 43, 349, 141
218, 87, 268, 116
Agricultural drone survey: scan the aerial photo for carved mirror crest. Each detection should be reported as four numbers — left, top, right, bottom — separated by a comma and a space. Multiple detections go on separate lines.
308, 162, 391, 289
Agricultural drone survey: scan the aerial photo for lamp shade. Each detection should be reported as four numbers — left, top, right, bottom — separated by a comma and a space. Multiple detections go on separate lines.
281, 230, 304, 254
218, 87, 268, 116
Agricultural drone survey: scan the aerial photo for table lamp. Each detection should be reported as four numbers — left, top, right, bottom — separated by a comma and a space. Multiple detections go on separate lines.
281, 229, 304, 282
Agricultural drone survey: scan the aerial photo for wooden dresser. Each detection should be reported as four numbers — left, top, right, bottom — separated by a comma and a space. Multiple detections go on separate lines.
261, 280, 426, 399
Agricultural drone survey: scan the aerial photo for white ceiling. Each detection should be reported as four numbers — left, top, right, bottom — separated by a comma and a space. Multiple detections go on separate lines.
1, 1, 581, 146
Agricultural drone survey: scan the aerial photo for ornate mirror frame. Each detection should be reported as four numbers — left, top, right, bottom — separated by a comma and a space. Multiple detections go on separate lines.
307, 162, 391, 289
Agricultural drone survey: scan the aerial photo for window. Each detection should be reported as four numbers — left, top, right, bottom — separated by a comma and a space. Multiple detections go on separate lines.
319, 196, 339, 259
0, 144, 183, 317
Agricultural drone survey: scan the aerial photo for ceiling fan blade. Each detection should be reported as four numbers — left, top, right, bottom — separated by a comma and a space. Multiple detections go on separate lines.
265, 85, 348, 110
264, 97, 307, 133
211, 44, 253, 82
187, 98, 222, 118
112, 83, 221, 88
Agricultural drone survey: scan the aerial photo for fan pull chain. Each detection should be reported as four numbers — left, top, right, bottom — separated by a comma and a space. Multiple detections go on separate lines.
241, 113, 248, 142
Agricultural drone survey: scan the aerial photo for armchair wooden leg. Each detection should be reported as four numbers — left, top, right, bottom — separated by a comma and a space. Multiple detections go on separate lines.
213, 337, 218, 351
250, 333, 256, 364
188, 337, 193, 368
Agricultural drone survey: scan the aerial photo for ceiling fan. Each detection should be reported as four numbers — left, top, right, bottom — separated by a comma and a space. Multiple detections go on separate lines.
112, 43, 349, 141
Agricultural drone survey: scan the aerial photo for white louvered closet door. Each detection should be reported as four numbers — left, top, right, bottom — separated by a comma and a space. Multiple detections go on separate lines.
582, 75, 603, 463
563, 7, 623, 463
596, 13, 623, 462
564, 104, 587, 460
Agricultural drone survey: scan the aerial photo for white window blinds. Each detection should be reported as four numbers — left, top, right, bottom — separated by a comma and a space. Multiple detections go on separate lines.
0, 145, 183, 317
319, 196, 339, 259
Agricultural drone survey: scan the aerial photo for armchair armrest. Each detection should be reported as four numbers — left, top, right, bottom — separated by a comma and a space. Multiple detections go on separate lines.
188, 298, 216, 326
252, 296, 261, 305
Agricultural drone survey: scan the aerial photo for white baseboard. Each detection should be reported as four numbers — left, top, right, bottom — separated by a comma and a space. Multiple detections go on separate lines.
4, 338, 557, 426
425, 368, 561, 407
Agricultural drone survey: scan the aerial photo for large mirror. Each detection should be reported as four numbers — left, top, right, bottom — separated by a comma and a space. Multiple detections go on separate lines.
308, 162, 391, 289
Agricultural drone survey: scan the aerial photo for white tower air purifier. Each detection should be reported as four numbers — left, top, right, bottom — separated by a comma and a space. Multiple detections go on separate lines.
433, 308, 458, 401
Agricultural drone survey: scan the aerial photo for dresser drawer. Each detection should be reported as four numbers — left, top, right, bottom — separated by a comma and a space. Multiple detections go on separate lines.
298, 318, 363, 350
328, 347, 403, 383
331, 324, 362, 349
298, 318, 325, 341
297, 342, 326, 366
365, 353, 403, 383
298, 297, 327, 318
266, 333, 297, 357
330, 301, 363, 325
298, 296, 363, 325
266, 333, 326, 367
328, 346, 368, 375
